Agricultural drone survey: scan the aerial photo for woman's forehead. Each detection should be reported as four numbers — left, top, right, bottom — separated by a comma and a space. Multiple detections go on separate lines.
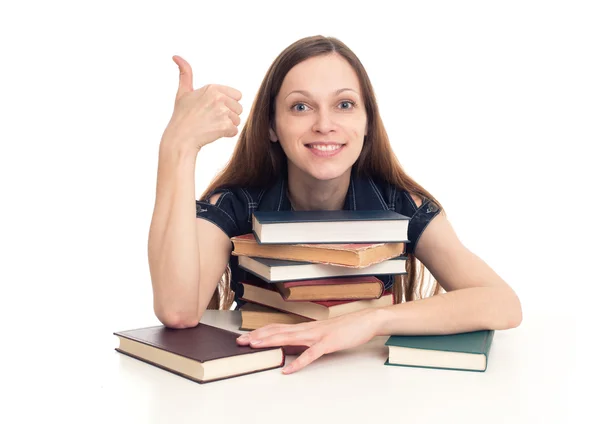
279, 55, 362, 99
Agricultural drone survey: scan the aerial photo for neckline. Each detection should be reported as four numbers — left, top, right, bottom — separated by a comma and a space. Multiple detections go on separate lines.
279, 165, 359, 212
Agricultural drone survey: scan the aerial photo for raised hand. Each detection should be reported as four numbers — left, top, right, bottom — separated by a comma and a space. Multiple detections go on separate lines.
161, 55, 243, 153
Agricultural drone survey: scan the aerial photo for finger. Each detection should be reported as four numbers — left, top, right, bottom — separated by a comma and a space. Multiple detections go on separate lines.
228, 109, 241, 127
250, 323, 296, 339
223, 123, 239, 139
222, 95, 243, 115
249, 329, 315, 349
214, 84, 242, 102
254, 321, 318, 341
236, 323, 295, 345
173, 55, 193, 100
282, 345, 325, 374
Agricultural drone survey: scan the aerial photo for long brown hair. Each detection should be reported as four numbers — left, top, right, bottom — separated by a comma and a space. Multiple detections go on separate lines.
202, 35, 445, 310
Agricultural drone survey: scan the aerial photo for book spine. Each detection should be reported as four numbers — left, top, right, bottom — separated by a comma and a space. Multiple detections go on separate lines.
482, 330, 495, 354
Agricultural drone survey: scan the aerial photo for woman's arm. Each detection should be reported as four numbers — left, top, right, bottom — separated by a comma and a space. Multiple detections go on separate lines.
148, 145, 201, 327
148, 143, 231, 328
374, 211, 523, 336
236, 197, 522, 374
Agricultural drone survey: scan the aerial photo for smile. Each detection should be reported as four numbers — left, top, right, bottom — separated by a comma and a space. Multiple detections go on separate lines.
305, 143, 345, 157
308, 144, 342, 151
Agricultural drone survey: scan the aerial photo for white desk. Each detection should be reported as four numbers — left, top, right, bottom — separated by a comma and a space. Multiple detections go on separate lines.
94, 309, 581, 424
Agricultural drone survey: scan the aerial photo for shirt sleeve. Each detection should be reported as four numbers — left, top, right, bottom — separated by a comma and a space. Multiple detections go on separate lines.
195, 188, 249, 239
396, 191, 442, 255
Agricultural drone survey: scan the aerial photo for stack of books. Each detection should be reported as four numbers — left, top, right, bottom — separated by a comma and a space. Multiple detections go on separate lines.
112, 210, 495, 382
230, 209, 411, 330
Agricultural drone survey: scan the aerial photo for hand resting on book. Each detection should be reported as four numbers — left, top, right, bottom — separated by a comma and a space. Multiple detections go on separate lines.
236, 307, 382, 374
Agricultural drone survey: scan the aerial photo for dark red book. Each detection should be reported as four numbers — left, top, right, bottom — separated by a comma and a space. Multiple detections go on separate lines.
114, 323, 285, 384
275, 276, 385, 302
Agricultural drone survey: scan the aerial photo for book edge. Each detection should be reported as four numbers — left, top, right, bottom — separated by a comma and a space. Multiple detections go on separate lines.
115, 348, 285, 383
383, 358, 487, 372
383, 330, 494, 354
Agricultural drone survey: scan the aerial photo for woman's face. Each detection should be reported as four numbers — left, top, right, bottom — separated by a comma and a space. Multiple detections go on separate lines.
270, 53, 368, 181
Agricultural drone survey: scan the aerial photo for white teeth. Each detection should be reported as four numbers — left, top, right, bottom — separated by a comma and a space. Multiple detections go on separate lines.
310, 144, 341, 151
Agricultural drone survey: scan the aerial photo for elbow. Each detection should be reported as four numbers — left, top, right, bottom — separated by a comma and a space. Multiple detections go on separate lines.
496, 289, 523, 330
155, 306, 199, 329
507, 298, 523, 329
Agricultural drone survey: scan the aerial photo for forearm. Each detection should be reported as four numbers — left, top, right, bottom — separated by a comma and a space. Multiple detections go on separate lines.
374, 286, 522, 336
148, 142, 201, 324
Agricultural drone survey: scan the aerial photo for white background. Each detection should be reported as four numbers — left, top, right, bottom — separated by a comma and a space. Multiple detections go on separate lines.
1, 1, 597, 422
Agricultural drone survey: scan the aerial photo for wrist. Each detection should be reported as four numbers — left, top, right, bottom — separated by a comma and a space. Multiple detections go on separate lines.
371, 305, 396, 337
159, 138, 200, 162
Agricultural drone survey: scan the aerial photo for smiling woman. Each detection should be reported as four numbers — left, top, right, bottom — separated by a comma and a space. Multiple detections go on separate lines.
269, 54, 367, 210
269, 55, 367, 186
148, 34, 522, 375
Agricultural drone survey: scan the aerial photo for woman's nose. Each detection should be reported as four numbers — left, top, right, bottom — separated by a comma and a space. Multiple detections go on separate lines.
312, 110, 337, 134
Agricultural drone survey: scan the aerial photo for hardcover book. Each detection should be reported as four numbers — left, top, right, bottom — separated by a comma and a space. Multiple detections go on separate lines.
384, 330, 495, 372
274, 276, 385, 302
114, 323, 285, 384
238, 255, 407, 283
240, 280, 394, 320
252, 210, 410, 244
231, 233, 405, 268
239, 303, 312, 331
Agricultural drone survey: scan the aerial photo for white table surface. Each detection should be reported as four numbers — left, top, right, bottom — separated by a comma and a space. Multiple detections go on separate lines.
8, 308, 583, 423
91, 309, 581, 424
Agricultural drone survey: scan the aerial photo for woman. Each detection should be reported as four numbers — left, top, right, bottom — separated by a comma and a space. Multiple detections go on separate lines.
148, 35, 522, 375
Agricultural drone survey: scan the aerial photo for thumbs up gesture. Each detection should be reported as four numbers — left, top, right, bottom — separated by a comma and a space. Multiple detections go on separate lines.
161, 55, 243, 153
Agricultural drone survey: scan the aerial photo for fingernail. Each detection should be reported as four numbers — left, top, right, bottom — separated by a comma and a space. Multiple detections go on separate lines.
250, 339, 262, 346
237, 334, 249, 341
282, 366, 292, 374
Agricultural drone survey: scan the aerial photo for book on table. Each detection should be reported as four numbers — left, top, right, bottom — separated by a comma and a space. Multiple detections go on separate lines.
237, 255, 407, 283
251, 210, 410, 244
384, 330, 495, 372
114, 323, 284, 384
239, 303, 313, 331
237, 275, 390, 329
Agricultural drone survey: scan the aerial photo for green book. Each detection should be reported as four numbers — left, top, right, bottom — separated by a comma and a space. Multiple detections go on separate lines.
384, 330, 495, 372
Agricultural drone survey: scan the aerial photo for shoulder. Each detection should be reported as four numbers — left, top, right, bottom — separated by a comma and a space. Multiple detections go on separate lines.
366, 177, 424, 214
196, 186, 267, 238
204, 186, 266, 206
396, 189, 425, 213
385, 183, 442, 255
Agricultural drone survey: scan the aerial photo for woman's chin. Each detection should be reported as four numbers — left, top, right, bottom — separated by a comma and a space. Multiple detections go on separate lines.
304, 164, 350, 181
287, 155, 355, 182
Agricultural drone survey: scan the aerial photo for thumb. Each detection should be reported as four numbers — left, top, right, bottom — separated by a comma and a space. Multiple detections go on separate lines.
172, 55, 193, 99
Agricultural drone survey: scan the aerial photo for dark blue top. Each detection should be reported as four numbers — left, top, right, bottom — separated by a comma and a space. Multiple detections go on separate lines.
195, 166, 441, 307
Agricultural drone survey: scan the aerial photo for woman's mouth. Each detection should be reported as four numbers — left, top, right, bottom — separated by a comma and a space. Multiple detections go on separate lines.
305, 143, 345, 157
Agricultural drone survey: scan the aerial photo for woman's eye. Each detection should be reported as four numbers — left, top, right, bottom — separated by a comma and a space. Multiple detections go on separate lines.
292, 103, 308, 112
291, 101, 356, 112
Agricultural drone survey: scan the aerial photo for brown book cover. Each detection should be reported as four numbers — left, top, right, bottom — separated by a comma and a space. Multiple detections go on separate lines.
231, 233, 405, 268
275, 276, 384, 302
114, 323, 285, 384
239, 303, 313, 331
241, 280, 394, 320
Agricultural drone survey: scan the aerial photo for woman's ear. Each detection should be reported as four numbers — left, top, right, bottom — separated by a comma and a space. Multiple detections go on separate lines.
269, 127, 278, 142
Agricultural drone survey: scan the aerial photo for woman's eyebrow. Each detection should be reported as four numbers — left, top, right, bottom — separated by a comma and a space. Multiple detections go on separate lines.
285, 88, 359, 99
